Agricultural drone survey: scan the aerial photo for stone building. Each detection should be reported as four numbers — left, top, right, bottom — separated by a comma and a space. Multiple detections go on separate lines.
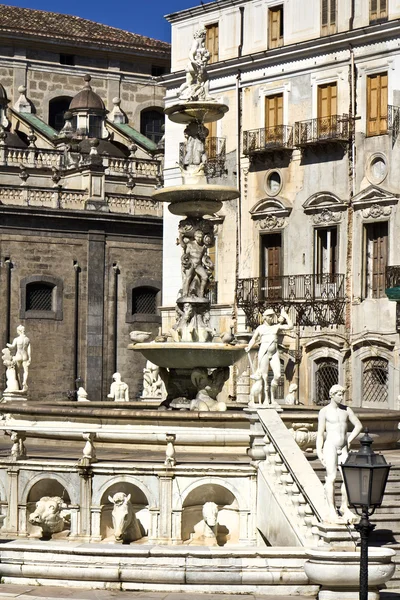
162, 0, 400, 409
0, 6, 171, 401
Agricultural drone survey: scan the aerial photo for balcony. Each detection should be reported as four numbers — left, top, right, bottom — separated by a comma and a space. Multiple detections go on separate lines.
179, 137, 226, 178
243, 125, 293, 155
236, 273, 346, 328
294, 114, 351, 148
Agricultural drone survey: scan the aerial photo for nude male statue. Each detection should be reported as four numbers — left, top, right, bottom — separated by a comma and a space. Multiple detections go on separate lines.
181, 229, 212, 298
7, 325, 31, 391
245, 308, 293, 404
316, 384, 363, 523
107, 373, 129, 402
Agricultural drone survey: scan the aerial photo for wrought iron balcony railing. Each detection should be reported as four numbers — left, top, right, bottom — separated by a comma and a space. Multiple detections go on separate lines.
243, 125, 293, 155
179, 137, 226, 178
294, 114, 351, 147
236, 273, 346, 328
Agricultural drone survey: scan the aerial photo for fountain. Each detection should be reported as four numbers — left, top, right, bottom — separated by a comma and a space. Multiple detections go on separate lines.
130, 26, 245, 410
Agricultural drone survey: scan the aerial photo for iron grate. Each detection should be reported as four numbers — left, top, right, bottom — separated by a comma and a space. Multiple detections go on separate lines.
315, 358, 339, 405
363, 358, 389, 404
132, 287, 157, 315
26, 283, 53, 311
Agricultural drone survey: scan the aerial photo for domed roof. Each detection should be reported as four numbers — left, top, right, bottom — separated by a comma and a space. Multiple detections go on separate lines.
69, 75, 105, 112
0, 83, 9, 106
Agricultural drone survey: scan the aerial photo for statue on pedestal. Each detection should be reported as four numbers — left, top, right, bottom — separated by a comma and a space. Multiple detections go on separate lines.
5, 325, 31, 392
178, 27, 212, 102
245, 308, 293, 404
142, 361, 166, 399
316, 384, 363, 524
108, 372, 129, 402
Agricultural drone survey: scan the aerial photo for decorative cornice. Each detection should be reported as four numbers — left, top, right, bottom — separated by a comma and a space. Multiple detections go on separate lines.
250, 196, 292, 220
362, 204, 392, 219
303, 191, 347, 214
255, 215, 287, 230
352, 185, 399, 210
312, 208, 342, 225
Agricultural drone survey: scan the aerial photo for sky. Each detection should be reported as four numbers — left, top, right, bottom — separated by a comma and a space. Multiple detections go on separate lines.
2, 0, 209, 42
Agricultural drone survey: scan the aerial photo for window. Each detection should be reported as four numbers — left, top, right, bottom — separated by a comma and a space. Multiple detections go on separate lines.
151, 65, 167, 77
140, 108, 164, 144
370, 0, 387, 23
315, 357, 338, 405
315, 227, 337, 282
260, 233, 282, 300
268, 5, 284, 49
88, 115, 103, 138
321, 0, 337, 35
126, 280, 161, 324
367, 72, 388, 136
318, 82, 337, 136
265, 94, 283, 144
363, 357, 389, 405
59, 54, 75, 66
205, 23, 219, 63
20, 275, 63, 320
363, 221, 388, 298
132, 287, 157, 315
48, 96, 73, 131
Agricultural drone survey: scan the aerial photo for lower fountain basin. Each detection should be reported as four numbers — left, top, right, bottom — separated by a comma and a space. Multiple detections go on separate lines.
129, 342, 246, 369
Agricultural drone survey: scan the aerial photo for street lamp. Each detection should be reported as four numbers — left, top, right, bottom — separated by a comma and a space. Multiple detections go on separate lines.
341, 429, 391, 600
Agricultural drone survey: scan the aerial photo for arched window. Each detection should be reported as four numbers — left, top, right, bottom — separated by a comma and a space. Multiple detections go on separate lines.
362, 357, 389, 405
315, 357, 339, 405
140, 108, 164, 144
49, 96, 73, 131
20, 275, 63, 320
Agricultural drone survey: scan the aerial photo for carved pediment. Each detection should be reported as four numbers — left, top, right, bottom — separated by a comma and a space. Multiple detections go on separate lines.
352, 185, 398, 211
250, 196, 292, 219
303, 192, 347, 214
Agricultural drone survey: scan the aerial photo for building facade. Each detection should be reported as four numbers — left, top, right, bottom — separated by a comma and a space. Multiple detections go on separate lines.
0, 6, 171, 402
162, 0, 400, 409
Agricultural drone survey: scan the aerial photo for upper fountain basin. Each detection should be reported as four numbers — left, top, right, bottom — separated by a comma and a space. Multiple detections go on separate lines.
152, 185, 240, 217
165, 101, 229, 124
129, 342, 247, 369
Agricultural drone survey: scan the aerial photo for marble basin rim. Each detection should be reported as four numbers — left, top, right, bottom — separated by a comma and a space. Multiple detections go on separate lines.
304, 546, 396, 588
129, 342, 247, 369
152, 184, 240, 205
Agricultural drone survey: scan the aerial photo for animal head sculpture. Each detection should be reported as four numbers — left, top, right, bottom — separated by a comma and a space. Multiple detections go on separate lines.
29, 496, 65, 537
202, 501, 218, 527
108, 492, 141, 543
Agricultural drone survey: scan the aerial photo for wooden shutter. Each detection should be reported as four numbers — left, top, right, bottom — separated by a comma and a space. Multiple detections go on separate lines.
205, 23, 219, 63
371, 222, 388, 298
330, 0, 337, 25
322, 0, 336, 35
367, 73, 388, 136
261, 233, 282, 300
318, 83, 337, 119
322, 0, 328, 26
370, 0, 387, 21
265, 94, 283, 128
269, 6, 283, 49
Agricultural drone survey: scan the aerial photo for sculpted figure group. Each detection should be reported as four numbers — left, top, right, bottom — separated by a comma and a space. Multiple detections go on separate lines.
2, 325, 31, 396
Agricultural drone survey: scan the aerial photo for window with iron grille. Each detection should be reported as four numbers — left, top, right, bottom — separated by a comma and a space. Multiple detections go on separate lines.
26, 282, 54, 312
362, 357, 389, 404
315, 357, 339, 405
132, 287, 157, 315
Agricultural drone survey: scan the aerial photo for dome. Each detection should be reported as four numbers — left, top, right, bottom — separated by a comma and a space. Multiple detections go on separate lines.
0, 83, 9, 106
69, 75, 105, 112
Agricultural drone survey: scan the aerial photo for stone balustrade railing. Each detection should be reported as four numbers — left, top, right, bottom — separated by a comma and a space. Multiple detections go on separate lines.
248, 408, 327, 546
106, 157, 160, 179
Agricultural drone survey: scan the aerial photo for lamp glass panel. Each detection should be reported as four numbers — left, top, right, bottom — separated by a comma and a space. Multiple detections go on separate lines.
342, 465, 372, 506
370, 466, 389, 505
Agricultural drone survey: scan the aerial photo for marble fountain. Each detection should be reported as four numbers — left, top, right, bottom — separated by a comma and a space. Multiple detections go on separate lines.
0, 28, 396, 597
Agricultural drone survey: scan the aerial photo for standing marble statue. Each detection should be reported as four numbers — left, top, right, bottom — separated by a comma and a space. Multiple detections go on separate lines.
245, 308, 293, 404
4, 325, 31, 392
178, 27, 211, 102
316, 384, 363, 523
108, 373, 129, 402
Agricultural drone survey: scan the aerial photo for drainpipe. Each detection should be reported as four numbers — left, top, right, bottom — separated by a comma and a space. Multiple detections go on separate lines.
112, 263, 119, 374
238, 6, 245, 58
349, 0, 355, 30
4, 258, 12, 345
73, 261, 80, 388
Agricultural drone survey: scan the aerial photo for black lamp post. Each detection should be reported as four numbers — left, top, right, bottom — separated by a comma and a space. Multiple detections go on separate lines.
341, 429, 391, 600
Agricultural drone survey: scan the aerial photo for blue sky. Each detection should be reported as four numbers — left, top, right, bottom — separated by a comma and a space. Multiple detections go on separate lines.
4, 0, 208, 41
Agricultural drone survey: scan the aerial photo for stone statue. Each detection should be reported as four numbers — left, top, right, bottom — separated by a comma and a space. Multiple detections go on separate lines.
181, 229, 213, 299
245, 308, 293, 405
189, 501, 219, 545
249, 371, 263, 406
316, 384, 363, 524
77, 386, 89, 402
108, 492, 142, 543
197, 311, 214, 342
29, 496, 66, 539
1, 348, 20, 393
285, 383, 299, 405
5, 325, 31, 392
172, 302, 197, 342
178, 28, 212, 102
142, 361, 166, 398
108, 372, 129, 402
190, 366, 229, 411
10, 431, 26, 460
183, 122, 207, 168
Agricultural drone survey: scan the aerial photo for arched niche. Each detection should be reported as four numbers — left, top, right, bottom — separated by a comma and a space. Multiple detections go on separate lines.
100, 482, 149, 541
26, 478, 71, 538
181, 483, 239, 546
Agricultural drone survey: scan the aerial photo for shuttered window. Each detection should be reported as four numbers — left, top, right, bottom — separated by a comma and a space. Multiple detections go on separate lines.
205, 23, 219, 63
315, 227, 338, 282
268, 6, 284, 49
260, 233, 282, 301
367, 73, 388, 136
364, 221, 388, 298
318, 82, 337, 136
321, 0, 337, 35
265, 94, 283, 143
370, 0, 387, 22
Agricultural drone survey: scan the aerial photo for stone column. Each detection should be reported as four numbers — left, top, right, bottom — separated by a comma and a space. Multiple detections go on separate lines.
171, 508, 183, 544
85, 231, 105, 400
7, 468, 19, 533
90, 505, 102, 541
158, 474, 174, 543
79, 470, 93, 539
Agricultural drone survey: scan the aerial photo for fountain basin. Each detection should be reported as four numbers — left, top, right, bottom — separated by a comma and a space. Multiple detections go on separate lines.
304, 546, 396, 600
129, 342, 246, 369
152, 185, 240, 217
165, 101, 229, 124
